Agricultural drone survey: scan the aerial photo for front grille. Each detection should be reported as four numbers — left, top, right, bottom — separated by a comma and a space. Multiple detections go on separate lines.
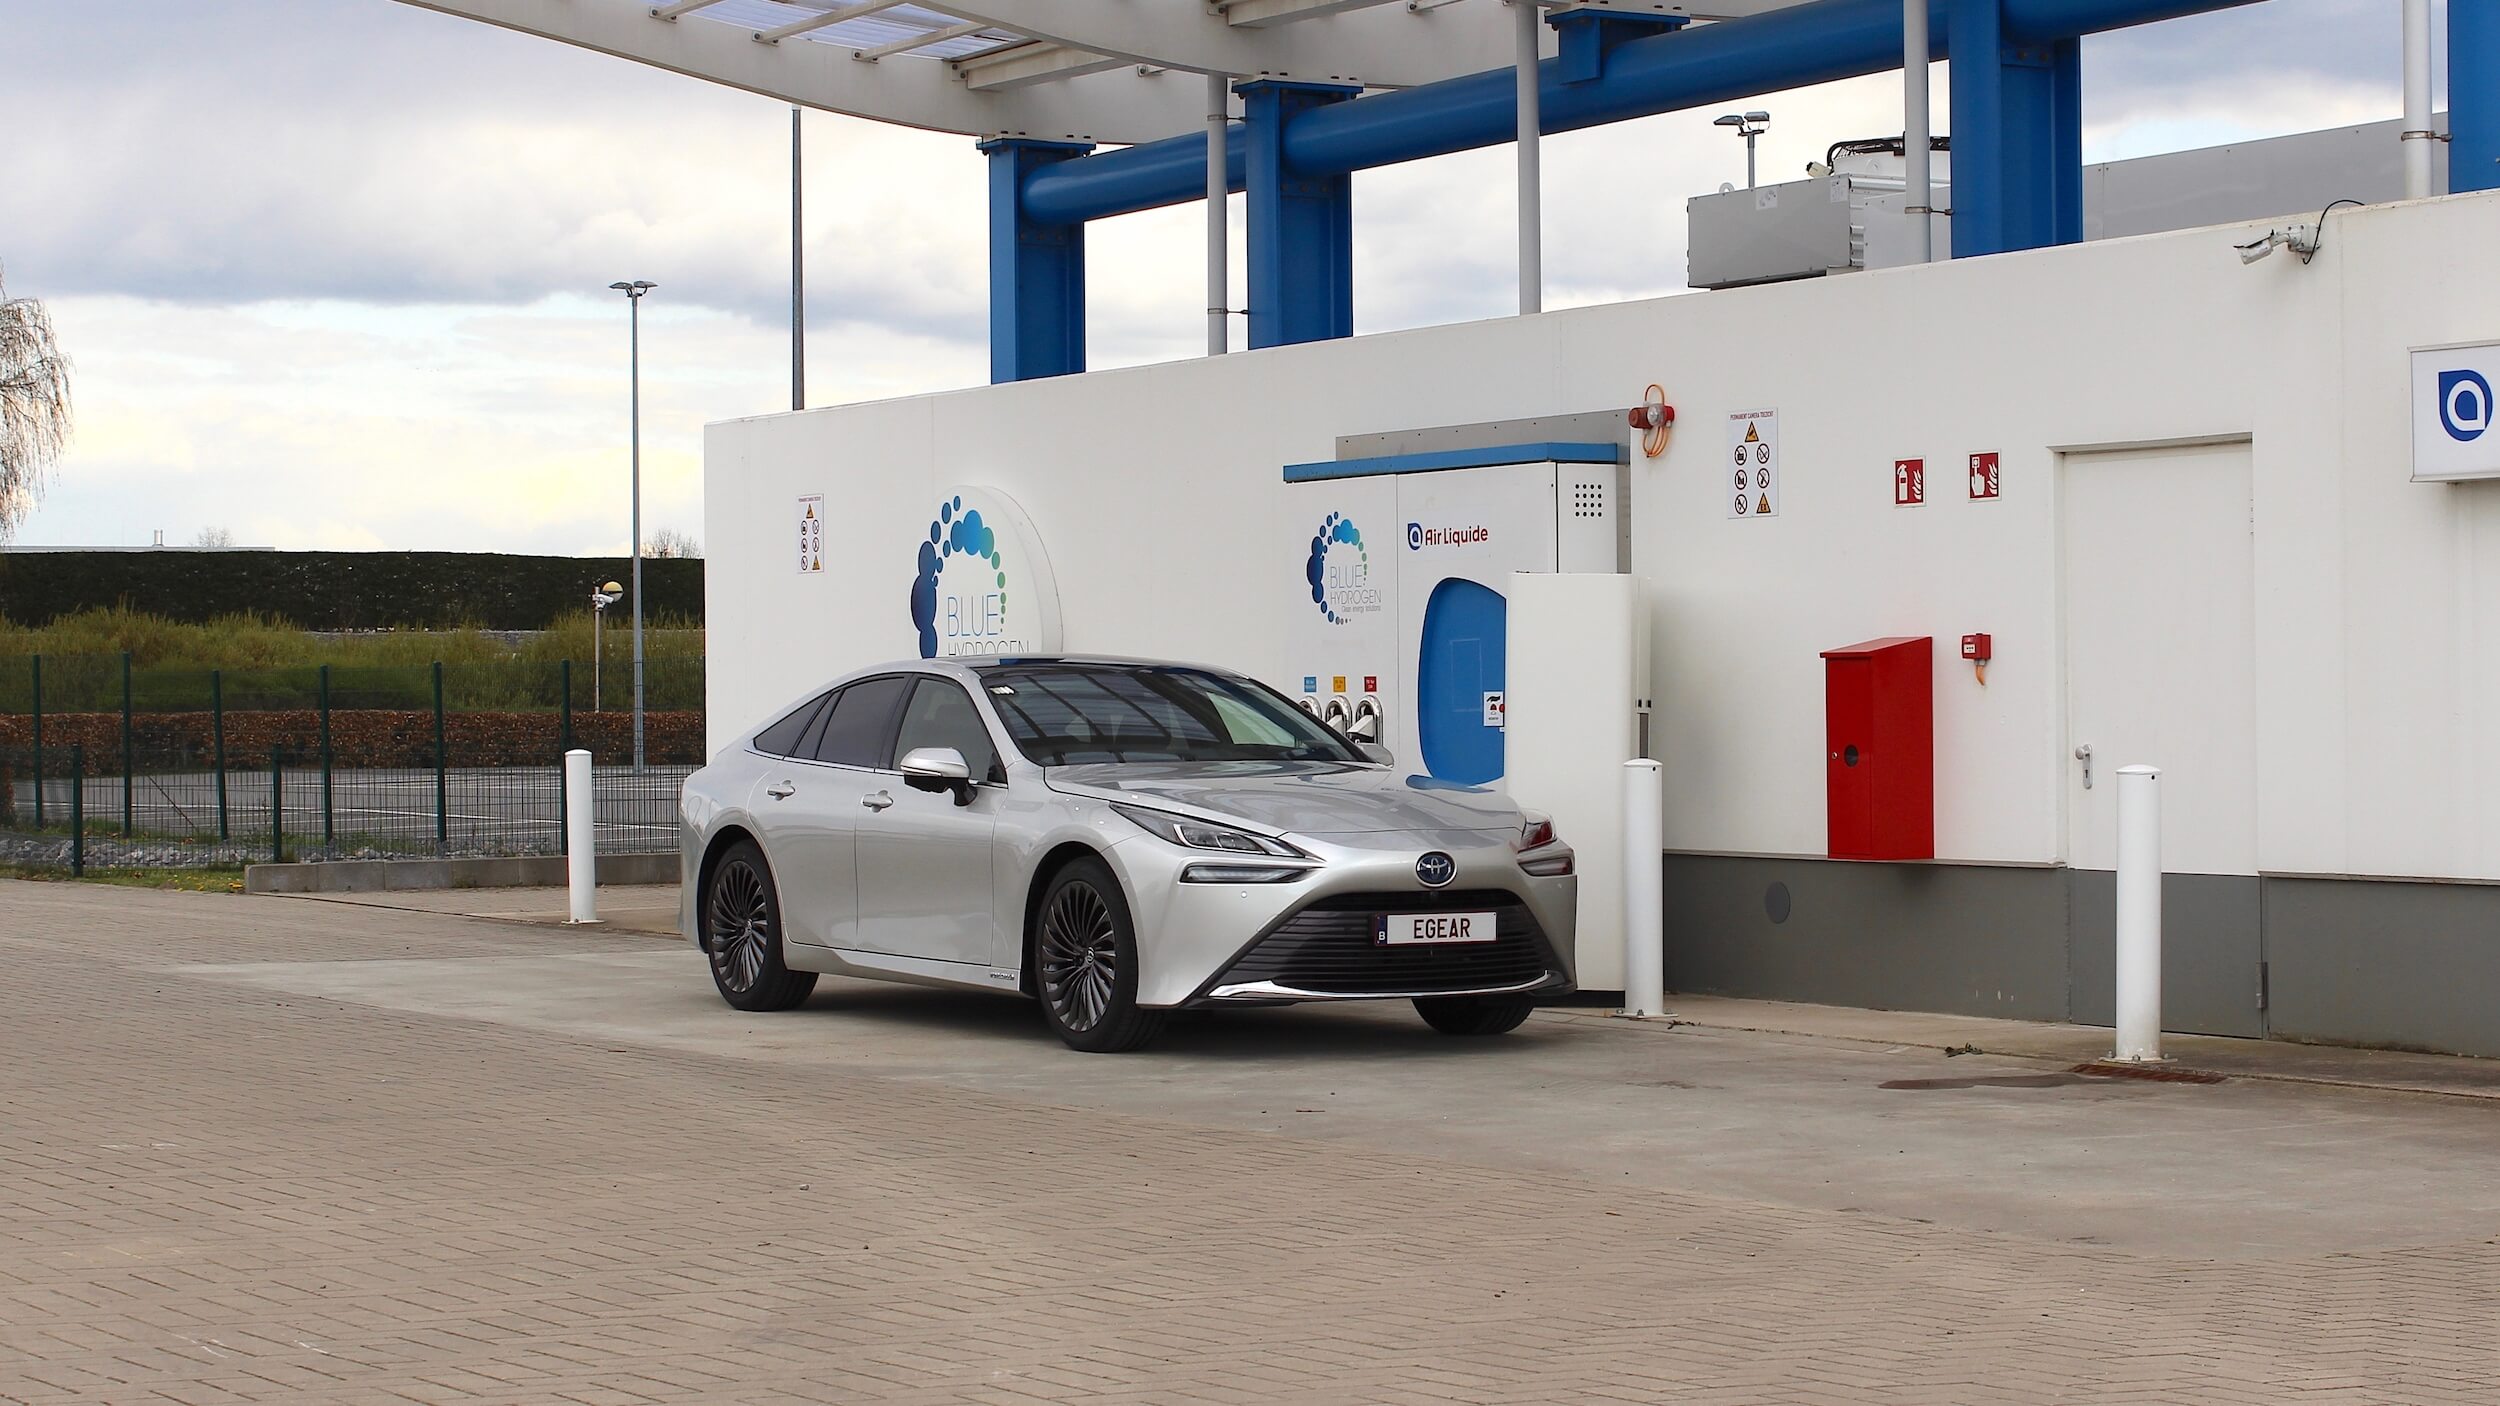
1206, 889, 1559, 996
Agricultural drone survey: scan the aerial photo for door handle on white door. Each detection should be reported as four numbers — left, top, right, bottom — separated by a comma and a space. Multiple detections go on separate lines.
765, 780, 796, 799
861, 790, 895, 812
2074, 745, 2093, 790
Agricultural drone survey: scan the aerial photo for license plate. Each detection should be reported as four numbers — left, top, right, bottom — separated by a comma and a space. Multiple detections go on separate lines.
1376, 912, 1498, 946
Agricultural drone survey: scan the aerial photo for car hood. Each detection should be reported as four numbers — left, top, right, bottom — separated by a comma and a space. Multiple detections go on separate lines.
1045, 761, 1521, 836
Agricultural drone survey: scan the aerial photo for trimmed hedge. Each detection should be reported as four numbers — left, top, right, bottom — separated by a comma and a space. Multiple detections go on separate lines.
0, 709, 706, 770
0, 551, 703, 629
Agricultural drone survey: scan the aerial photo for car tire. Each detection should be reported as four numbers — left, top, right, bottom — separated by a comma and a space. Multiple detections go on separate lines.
1413, 994, 1536, 1036
703, 839, 818, 1013
1033, 857, 1165, 1053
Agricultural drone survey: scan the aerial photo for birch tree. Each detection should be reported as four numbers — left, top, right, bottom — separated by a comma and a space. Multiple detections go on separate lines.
0, 265, 73, 541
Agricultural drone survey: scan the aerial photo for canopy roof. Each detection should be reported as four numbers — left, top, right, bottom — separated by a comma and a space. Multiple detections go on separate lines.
395, 0, 1809, 146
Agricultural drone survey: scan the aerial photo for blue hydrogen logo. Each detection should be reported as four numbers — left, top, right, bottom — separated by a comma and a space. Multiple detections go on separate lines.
2439, 369, 2492, 442
911, 494, 1007, 659
1307, 513, 1376, 624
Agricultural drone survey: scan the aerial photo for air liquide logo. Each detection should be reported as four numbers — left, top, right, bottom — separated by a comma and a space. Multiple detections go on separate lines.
1306, 512, 1380, 624
2439, 368, 2492, 442
1407, 520, 1492, 550
911, 488, 1064, 659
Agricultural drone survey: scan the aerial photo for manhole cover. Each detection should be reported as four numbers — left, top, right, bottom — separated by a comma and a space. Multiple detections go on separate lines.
2071, 1061, 2227, 1084
1879, 1073, 2086, 1091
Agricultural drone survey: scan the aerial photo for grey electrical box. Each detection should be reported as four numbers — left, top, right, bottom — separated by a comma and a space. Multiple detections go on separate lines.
1686, 176, 1858, 290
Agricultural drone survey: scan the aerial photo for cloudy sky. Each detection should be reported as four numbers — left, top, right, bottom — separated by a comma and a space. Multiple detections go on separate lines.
0, 0, 2425, 554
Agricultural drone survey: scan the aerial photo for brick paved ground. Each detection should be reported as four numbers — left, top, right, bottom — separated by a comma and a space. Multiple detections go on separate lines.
3, 881, 2498, 1404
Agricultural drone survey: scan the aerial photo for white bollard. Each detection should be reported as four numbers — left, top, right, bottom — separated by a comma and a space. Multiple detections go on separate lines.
2112, 764, 2162, 1061
1621, 759, 1667, 1018
565, 748, 597, 924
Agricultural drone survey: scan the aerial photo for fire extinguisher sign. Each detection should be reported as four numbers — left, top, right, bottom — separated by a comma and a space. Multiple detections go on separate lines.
1726, 408, 1779, 519
1894, 458, 1925, 506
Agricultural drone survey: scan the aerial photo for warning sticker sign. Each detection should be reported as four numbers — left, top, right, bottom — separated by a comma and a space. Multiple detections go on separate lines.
796, 495, 825, 573
1727, 409, 1779, 519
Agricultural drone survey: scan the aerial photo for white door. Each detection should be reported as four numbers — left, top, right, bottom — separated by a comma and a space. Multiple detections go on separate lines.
2061, 442, 2257, 874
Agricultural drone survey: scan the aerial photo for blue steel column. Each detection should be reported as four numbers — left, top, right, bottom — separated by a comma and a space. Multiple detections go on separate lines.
979, 137, 1094, 383
2455, 2, 2500, 194
1239, 80, 1359, 350
1948, 0, 2081, 257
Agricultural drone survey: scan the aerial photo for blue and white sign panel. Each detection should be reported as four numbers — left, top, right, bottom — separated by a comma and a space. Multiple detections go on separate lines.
2412, 344, 2500, 482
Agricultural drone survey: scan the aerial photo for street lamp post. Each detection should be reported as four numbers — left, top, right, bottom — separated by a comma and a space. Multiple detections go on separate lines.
607, 279, 656, 771
1714, 110, 1772, 189
590, 581, 623, 711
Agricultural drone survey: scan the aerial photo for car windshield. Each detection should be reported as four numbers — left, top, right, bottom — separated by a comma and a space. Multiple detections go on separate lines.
982, 664, 1364, 766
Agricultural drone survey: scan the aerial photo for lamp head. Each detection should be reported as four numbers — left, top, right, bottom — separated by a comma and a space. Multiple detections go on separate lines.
1744, 110, 1770, 124
1713, 114, 1746, 128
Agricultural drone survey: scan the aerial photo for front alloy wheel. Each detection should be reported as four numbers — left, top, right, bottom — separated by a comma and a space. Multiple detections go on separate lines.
704, 839, 817, 1012
1034, 857, 1164, 1053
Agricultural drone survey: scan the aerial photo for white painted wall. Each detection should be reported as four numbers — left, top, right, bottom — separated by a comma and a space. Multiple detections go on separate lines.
707, 191, 2500, 884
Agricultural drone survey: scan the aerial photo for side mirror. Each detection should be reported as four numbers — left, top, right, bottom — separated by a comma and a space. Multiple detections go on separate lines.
900, 746, 975, 805
1356, 742, 1393, 766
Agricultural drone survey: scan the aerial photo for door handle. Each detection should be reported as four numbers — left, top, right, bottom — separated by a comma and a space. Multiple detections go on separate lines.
2074, 744, 2093, 790
765, 780, 796, 800
861, 790, 895, 812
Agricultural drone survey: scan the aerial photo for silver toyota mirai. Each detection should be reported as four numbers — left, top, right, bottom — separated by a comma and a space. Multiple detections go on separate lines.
678, 656, 1577, 1052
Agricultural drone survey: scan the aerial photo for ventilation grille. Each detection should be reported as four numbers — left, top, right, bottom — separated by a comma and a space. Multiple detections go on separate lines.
1570, 481, 1609, 519
1208, 890, 1561, 997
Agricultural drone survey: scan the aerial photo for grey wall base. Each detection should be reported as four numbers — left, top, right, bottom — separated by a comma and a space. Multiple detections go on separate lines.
245, 853, 677, 895
1660, 854, 2500, 1059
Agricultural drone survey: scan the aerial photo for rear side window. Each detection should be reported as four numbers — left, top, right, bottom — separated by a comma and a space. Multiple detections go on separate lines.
752, 692, 830, 757
812, 676, 911, 768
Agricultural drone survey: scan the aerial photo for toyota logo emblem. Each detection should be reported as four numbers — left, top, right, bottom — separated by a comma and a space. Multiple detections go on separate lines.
1415, 851, 1456, 888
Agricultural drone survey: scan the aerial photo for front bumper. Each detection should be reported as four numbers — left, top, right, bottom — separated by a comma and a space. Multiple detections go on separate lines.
1110, 826, 1578, 1009
1191, 888, 1569, 1005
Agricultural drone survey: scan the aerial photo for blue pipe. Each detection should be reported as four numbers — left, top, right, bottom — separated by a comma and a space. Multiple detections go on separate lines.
1021, 0, 2258, 226
2455, 0, 2500, 195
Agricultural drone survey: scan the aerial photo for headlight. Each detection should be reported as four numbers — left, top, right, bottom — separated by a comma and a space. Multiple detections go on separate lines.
1179, 862, 1311, 885
1112, 803, 1309, 859
1516, 815, 1573, 877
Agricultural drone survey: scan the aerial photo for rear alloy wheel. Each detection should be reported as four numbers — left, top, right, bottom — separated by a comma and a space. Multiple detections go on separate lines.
704, 840, 817, 1012
1034, 858, 1164, 1053
1414, 994, 1537, 1037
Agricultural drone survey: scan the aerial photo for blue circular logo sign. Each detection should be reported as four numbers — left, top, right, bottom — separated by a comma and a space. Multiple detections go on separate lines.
1415, 851, 1456, 888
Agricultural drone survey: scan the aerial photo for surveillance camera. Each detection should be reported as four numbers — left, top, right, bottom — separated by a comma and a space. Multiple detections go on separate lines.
2235, 231, 2283, 265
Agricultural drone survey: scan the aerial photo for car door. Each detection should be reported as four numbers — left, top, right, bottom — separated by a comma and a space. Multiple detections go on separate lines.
852, 677, 1005, 968
752, 677, 910, 951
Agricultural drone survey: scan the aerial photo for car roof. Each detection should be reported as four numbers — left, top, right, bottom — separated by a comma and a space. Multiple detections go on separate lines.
958, 654, 1234, 672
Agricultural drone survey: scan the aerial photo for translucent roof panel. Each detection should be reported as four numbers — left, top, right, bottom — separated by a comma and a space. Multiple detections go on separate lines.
685, 2, 1025, 61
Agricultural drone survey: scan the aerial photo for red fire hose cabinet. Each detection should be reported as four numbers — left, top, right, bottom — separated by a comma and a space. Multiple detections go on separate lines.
1820, 636, 1934, 861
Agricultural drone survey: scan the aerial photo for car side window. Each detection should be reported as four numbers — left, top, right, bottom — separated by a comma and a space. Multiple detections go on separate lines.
752, 691, 831, 757
794, 688, 842, 759
812, 676, 911, 769
895, 679, 1003, 784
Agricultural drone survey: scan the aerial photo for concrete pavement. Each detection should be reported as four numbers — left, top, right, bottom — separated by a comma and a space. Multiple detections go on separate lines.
5, 878, 2500, 1403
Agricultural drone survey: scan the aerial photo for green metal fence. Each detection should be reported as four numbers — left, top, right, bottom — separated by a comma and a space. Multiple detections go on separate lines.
0, 652, 703, 873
